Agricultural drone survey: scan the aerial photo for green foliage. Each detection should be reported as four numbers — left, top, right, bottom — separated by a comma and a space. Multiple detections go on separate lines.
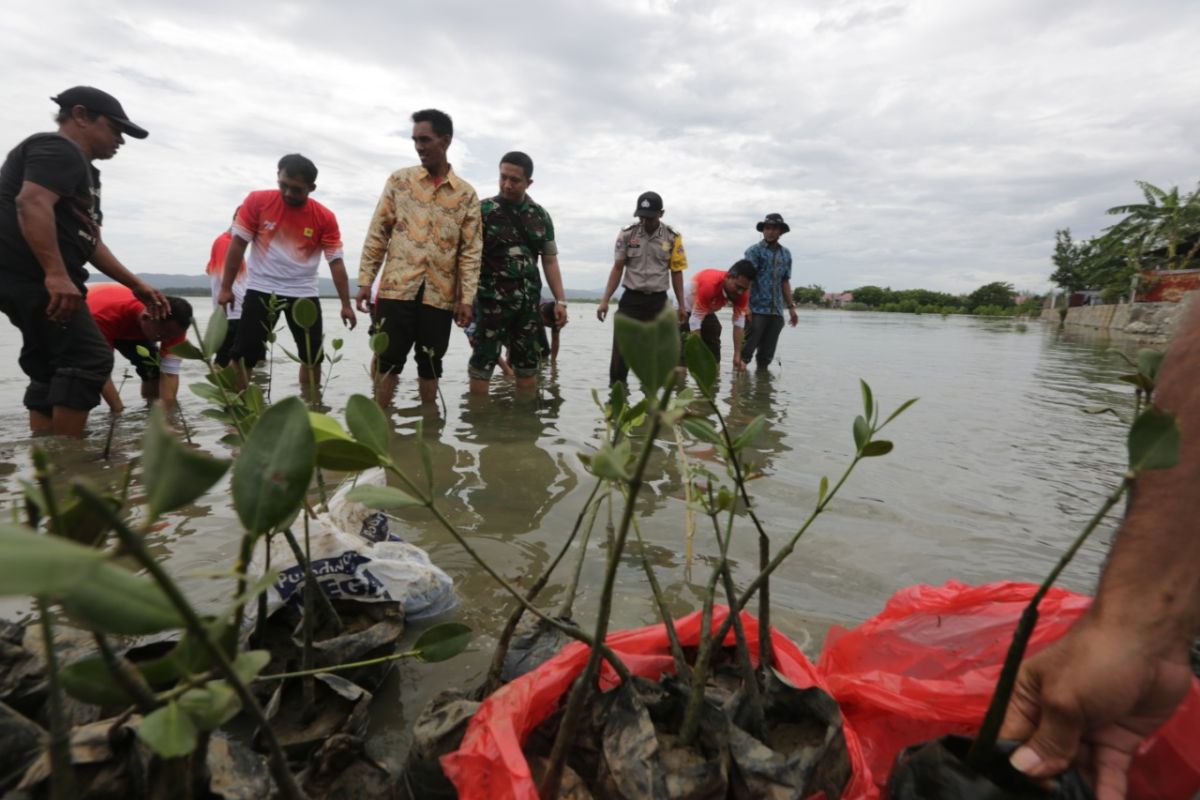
316, 438, 382, 471
791, 284, 825, 305
57, 562, 184, 634
143, 407, 231, 519
203, 307, 229, 360
967, 282, 1016, 310
345, 394, 391, 458
614, 307, 679, 397
291, 298, 319, 330
345, 484, 422, 509
1128, 408, 1180, 472
413, 622, 473, 663
684, 333, 717, 395
138, 701, 198, 758
232, 397, 315, 534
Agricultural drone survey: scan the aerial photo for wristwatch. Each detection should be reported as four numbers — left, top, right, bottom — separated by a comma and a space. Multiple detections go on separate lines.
555, 299, 568, 307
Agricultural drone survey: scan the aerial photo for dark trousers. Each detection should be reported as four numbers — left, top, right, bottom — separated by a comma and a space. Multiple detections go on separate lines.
741, 313, 785, 368
609, 289, 667, 386
231, 290, 324, 369
374, 288, 454, 380
681, 314, 723, 364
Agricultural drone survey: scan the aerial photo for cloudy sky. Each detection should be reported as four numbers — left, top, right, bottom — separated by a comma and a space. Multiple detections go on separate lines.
4, 0, 1197, 295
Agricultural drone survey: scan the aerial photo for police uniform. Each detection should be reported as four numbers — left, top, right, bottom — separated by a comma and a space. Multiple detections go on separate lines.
609, 219, 688, 385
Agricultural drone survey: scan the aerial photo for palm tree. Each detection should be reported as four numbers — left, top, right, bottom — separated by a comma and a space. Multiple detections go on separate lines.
1099, 181, 1200, 271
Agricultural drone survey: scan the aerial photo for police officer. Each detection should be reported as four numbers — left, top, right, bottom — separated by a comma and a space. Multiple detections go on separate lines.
596, 191, 689, 386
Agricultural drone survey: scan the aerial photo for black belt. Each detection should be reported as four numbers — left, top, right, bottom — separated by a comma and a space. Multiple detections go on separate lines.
622, 288, 667, 296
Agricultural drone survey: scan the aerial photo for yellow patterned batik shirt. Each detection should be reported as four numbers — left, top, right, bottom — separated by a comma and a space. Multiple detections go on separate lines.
358, 165, 482, 310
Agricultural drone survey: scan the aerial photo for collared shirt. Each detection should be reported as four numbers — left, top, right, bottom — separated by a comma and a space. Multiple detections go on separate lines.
233, 190, 343, 297
685, 268, 749, 330
478, 194, 557, 302
744, 239, 793, 315
614, 221, 687, 293
358, 165, 482, 310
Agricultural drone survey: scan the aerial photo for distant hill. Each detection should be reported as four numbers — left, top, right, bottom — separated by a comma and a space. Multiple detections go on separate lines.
93, 273, 608, 300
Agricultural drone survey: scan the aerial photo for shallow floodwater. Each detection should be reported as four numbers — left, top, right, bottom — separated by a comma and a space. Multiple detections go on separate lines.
0, 304, 1144, 768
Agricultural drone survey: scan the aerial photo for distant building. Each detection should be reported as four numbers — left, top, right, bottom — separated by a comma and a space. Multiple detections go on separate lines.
824, 291, 854, 307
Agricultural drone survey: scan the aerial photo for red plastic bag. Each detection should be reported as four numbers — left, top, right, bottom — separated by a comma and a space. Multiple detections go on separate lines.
818, 580, 1200, 799
442, 605, 875, 800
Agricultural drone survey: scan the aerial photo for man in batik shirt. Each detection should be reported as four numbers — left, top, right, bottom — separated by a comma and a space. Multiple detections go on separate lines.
468, 151, 567, 396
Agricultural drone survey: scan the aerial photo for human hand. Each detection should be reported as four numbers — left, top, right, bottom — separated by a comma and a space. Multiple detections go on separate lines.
455, 302, 474, 328
788, 307, 799, 327
677, 305, 689, 325
733, 355, 747, 372
596, 299, 609, 322
999, 615, 1193, 800
355, 286, 373, 314
44, 273, 82, 322
341, 304, 357, 330
216, 287, 235, 312
133, 282, 169, 319
555, 303, 568, 327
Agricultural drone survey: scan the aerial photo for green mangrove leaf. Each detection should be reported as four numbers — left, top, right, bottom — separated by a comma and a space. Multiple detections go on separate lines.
309, 412, 351, 444
0, 524, 103, 596
414, 622, 472, 663
203, 307, 229, 360
1118, 373, 1153, 392
1136, 348, 1165, 385
231, 650, 271, 685
60, 656, 132, 707
291, 298, 318, 330
199, 408, 232, 424
243, 383, 265, 417
317, 439, 382, 472
59, 561, 184, 635
615, 307, 679, 396
621, 398, 649, 432
143, 407, 231, 519
233, 397, 315, 534
860, 379, 874, 421
279, 346, 301, 364
861, 440, 894, 457
346, 394, 391, 458
179, 681, 240, 731
1128, 408, 1179, 473
369, 331, 390, 355
733, 415, 767, 451
346, 485, 422, 509
167, 341, 205, 361
135, 344, 152, 360
680, 417, 721, 445
55, 484, 120, 546
883, 397, 919, 426
189, 382, 225, 404
852, 415, 870, 451
137, 701, 198, 758
332, 337, 344, 351
685, 333, 717, 395
818, 476, 829, 504
715, 486, 735, 513
589, 441, 631, 481
607, 381, 628, 422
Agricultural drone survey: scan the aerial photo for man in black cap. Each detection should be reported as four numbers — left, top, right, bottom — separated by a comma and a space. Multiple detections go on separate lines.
597, 191, 689, 386
741, 212, 798, 370
0, 86, 165, 437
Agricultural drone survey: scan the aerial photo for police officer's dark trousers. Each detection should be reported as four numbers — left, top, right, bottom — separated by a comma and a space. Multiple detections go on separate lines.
609, 288, 667, 386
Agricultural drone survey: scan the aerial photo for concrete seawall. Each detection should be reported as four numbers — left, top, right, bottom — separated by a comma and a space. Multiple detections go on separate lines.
1040, 291, 1198, 344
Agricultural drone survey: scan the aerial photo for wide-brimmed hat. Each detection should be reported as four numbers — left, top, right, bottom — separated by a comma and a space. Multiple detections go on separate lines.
756, 212, 790, 234
51, 86, 148, 139
634, 191, 664, 217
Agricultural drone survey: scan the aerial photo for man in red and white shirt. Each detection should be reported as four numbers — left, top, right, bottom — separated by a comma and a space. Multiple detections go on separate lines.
217, 154, 356, 392
206, 208, 246, 367
86, 282, 193, 411
684, 260, 757, 371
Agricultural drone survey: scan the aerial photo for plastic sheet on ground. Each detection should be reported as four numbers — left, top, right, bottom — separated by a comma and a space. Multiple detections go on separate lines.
818, 580, 1200, 800
440, 605, 873, 800
248, 468, 456, 623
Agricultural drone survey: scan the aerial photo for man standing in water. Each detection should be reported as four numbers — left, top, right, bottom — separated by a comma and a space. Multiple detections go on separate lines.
218, 154, 357, 393
468, 151, 567, 397
358, 108, 482, 408
0, 86, 166, 437
741, 213, 798, 370
596, 191, 688, 386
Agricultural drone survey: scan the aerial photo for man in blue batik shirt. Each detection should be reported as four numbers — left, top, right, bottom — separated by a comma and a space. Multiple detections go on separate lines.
741, 213, 798, 370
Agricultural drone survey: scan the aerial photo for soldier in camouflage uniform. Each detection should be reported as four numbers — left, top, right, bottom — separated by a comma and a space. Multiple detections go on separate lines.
468, 151, 568, 395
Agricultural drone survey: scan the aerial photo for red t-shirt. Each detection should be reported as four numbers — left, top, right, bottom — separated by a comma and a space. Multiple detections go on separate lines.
232, 190, 343, 297
686, 268, 749, 329
86, 283, 186, 374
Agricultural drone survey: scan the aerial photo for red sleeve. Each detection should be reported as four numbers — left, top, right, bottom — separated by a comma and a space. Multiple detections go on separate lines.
232, 193, 260, 241
319, 205, 344, 258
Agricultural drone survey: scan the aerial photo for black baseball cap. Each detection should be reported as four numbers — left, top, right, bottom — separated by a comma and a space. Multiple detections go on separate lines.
633, 191, 663, 217
51, 86, 148, 139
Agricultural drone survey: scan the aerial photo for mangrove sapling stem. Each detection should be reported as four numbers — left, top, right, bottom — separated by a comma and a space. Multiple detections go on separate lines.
629, 507, 691, 680
37, 598, 77, 800
254, 537, 270, 643
968, 479, 1130, 769
558, 484, 604, 618
539, 377, 676, 800
257, 645, 429, 680
672, 422, 698, 571
704, 392, 775, 677
710, 513, 766, 740
93, 633, 159, 713
103, 369, 129, 460
301, 513, 316, 715
281, 527, 343, 634
382, 463, 631, 682
481, 479, 604, 696
79, 487, 308, 800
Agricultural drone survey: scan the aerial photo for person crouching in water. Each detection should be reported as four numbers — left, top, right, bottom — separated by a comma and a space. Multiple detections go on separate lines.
683, 259, 757, 371
87, 283, 193, 411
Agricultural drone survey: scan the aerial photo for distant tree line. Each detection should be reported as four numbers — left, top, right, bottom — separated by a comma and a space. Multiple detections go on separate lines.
1051, 180, 1200, 302
793, 282, 1043, 317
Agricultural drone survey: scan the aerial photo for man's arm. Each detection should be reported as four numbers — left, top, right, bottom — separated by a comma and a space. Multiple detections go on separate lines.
15, 181, 82, 322
89, 241, 169, 319
541, 254, 569, 327
671, 270, 687, 323
357, 182, 395, 312
597, 258, 624, 322
157, 374, 179, 406
1000, 307, 1200, 795
781, 279, 799, 326
100, 378, 124, 413
328, 258, 357, 330
732, 322, 746, 370
218, 236, 250, 311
